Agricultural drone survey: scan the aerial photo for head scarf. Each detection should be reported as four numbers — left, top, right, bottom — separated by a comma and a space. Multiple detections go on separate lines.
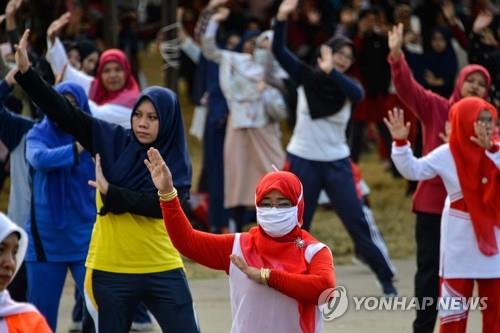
421, 28, 458, 97
448, 65, 491, 105
0, 213, 38, 317
27, 83, 96, 229
92, 86, 192, 192
89, 49, 140, 108
301, 36, 355, 119
448, 97, 500, 256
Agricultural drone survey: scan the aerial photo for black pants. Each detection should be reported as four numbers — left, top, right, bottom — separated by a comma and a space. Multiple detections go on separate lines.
413, 212, 441, 333
86, 268, 199, 333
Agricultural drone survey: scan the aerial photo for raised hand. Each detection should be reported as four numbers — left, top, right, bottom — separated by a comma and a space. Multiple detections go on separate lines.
388, 23, 404, 61
211, 7, 230, 22
47, 12, 71, 44
144, 148, 173, 194
384, 107, 411, 141
439, 121, 451, 143
470, 121, 494, 150
473, 11, 493, 33
14, 29, 31, 73
5, 67, 18, 86
207, 0, 228, 11
317, 45, 334, 74
5, 0, 22, 18
277, 0, 299, 22
88, 154, 110, 195
441, 0, 456, 23
230, 255, 263, 285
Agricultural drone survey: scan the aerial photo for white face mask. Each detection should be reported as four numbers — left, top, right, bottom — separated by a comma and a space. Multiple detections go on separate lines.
256, 206, 298, 238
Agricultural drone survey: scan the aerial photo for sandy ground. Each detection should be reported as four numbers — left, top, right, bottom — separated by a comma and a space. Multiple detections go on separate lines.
56, 259, 481, 333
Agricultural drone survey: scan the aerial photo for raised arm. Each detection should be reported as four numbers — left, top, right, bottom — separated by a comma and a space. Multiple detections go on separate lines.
14, 30, 95, 152
272, 0, 303, 83
385, 108, 439, 180
201, 9, 230, 64
145, 148, 234, 272
388, 24, 447, 124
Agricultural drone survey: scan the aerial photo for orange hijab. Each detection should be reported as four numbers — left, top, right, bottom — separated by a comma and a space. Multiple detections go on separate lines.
449, 97, 500, 256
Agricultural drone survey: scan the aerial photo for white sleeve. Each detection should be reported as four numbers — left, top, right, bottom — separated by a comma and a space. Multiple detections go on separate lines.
46, 37, 94, 95
391, 143, 440, 181
46, 37, 69, 76
201, 19, 222, 64
63, 66, 94, 95
181, 37, 201, 64
89, 101, 132, 129
485, 145, 500, 169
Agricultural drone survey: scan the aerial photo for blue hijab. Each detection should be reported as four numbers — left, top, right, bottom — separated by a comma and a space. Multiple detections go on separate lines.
28, 82, 96, 229
92, 86, 192, 192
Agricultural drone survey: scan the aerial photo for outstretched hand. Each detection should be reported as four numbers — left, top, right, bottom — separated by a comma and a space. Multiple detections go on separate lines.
470, 121, 494, 150
211, 7, 230, 22
88, 154, 109, 195
388, 23, 404, 61
144, 148, 173, 194
5, 67, 18, 86
277, 0, 299, 22
317, 45, 334, 74
384, 107, 411, 141
14, 29, 31, 73
230, 255, 263, 285
47, 12, 71, 44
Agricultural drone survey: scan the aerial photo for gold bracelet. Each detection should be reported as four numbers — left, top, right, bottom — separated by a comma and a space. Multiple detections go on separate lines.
260, 268, 271, 287
158, 187, 178, 202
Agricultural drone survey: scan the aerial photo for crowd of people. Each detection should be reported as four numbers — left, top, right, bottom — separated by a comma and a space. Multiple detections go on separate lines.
0, 0, 499, 332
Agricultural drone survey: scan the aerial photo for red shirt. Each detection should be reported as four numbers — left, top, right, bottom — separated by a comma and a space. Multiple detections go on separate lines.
389, 53, 448, 215
160, 198, 335, 304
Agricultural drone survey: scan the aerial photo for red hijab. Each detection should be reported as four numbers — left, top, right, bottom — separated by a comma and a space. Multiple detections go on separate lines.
449, 97, 500, 256
89, 49, 140, 108
448, 64, 491, 106
240, 171, 320, 271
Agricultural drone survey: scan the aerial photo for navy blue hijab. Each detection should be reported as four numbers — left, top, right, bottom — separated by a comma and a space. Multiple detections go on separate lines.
27, 82, 96, 229
92, 86, 192, 192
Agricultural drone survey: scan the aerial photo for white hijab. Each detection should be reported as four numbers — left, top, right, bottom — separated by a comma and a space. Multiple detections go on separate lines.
0, 213, 36, 318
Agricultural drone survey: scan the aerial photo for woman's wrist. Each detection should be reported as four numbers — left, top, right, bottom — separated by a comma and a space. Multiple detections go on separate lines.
260, 268, 271, 286
158, 187, 177, 202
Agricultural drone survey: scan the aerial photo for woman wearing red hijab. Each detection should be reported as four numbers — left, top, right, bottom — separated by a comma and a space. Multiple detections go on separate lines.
386, 99, 500, 333
387, 23, 492, 332
145, 147, 335, 333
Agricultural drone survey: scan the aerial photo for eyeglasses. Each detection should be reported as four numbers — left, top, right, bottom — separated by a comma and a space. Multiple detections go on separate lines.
258, 200, 293, 209
336, 50, 355, 63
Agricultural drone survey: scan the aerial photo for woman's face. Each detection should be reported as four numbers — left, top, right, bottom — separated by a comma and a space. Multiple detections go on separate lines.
332, 45, 354, 73
258, 189, 292, 208
132, 99, 159, 145
242, 37, 257, 55
82, 52, 99, 76
0, 233, 19, 291
101, 61, 126, 92
226, 35, 241, 51
431, 31, 447, 53
460, 72, 488, 99
68, 49, 81, 70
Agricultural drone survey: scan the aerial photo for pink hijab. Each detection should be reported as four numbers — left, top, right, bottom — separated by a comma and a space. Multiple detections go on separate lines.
448, 64, 491, 106
89, 49, 140, 108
